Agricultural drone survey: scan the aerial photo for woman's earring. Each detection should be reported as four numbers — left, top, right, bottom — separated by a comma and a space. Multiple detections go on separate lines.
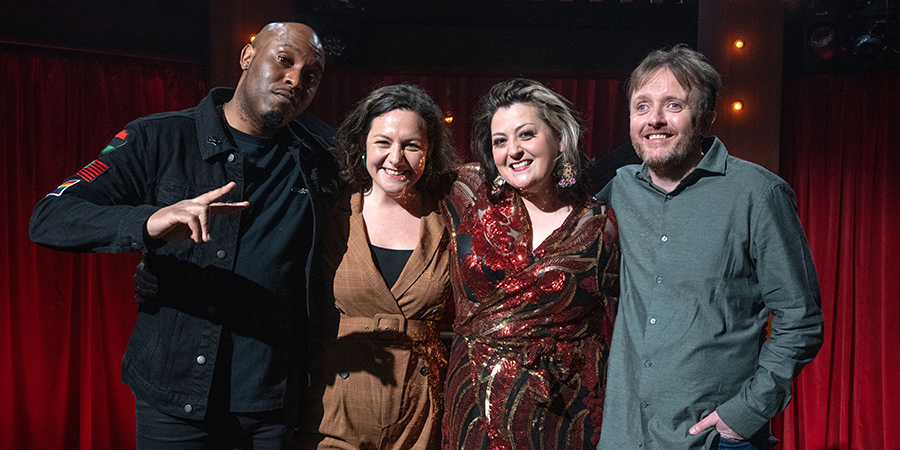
557, 163, 576, 188
362, 153, 367, 166
491, 175, 506, 196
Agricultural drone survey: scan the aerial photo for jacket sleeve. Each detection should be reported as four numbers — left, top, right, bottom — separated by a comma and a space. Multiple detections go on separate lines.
29, 118, 162, 253
715, 181, 825, 438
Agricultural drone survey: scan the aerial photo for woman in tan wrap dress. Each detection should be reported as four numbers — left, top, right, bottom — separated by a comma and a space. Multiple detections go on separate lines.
297, 84, 458, 449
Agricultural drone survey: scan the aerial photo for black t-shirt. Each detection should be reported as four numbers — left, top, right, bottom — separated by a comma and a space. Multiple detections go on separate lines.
212, 125, 314, 412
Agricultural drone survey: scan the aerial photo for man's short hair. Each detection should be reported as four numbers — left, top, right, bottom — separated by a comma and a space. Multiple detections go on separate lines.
626, 44, 722, 120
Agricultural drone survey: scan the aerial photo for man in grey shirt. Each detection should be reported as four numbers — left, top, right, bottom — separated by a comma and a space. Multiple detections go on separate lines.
597, 45, 824, 449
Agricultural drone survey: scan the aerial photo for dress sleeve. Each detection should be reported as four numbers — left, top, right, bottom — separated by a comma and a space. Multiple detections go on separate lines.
442, 163, 483, 231
597, 204, 620, 336
29, 118, 161, 253
715, 181, 825, 438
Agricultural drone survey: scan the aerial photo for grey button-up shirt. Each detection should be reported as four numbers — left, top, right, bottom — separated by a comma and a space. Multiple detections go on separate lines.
597, 137, 824, 449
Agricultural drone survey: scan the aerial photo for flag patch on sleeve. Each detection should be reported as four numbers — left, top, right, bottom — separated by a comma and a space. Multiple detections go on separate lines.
101, 130, 128, 154
76, 160, 109, 182
48, 179, 80, 197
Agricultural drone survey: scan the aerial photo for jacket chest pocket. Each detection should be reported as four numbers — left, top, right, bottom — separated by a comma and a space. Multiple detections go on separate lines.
156, 181, 233, 206
150, 182, 219, 260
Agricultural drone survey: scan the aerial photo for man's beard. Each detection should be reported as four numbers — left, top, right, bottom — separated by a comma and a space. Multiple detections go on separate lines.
260, 110, 285, 131
632, 123, 704, 182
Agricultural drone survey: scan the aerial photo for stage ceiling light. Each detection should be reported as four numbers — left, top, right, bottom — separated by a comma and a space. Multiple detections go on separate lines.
853, 19, 893, 62
808, 24, 838, 60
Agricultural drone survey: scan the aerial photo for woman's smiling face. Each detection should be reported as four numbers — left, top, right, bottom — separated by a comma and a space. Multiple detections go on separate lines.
365, 109, 429, 199
491, 102, 561, 197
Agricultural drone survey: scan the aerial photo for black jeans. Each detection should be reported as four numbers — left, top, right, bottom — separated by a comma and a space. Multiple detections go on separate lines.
135, 398, 286, 449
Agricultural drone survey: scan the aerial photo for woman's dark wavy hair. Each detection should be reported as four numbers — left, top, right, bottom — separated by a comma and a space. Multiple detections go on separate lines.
334, 83, 458, 196
471, 78, 590, 204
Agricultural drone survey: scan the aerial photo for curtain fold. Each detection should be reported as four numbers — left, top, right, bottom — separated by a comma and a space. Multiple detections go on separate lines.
774, 71, 900, 449
1, 47, 207, 450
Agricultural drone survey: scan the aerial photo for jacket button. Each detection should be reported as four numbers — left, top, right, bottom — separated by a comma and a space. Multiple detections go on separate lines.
338, 371, 349, 379
196, 355, 206, 365
227, 153, 235, 162
184, 404, 193, 413
131, 242, 141, 250
420, 366, 429, 376
216, 250, 226, 259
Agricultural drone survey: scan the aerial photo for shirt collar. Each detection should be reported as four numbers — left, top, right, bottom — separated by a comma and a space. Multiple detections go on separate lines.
634, 136, 728, 194
196, 87, 237, 160
197, 88, 310, 165
695, 136, 728, 176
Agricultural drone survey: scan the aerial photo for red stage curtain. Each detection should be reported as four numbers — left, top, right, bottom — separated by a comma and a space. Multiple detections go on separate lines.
774, 71, 900, 449
0, 47, 207, 450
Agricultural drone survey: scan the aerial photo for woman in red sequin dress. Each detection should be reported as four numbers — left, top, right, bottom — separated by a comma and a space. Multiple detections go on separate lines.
441, 79, 619, 449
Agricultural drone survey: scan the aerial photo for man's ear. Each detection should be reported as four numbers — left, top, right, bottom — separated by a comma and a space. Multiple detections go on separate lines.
239, 43, 255, 70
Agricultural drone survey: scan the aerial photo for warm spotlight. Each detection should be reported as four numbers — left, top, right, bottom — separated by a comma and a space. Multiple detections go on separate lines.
250, 34, 256, 43
444, 111, 454, 124
734, 40, 744, 49
732, 101, 744, 111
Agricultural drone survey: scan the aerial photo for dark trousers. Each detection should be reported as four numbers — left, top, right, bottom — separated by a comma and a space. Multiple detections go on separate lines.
713, 431, 777, 450
135, 398, 286, 450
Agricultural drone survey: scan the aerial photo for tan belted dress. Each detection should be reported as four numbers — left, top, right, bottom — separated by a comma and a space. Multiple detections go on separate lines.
296, 190, 451, 449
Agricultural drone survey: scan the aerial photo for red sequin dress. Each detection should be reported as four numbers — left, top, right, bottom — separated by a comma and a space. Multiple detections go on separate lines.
440, 165, 619, 449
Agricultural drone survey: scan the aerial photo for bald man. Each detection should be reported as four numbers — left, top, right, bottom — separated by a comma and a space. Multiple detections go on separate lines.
30, 22, 340, 447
